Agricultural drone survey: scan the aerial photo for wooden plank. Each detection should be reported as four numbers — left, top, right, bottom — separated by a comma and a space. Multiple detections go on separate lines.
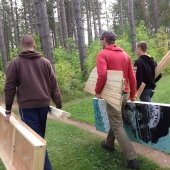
135, 82, 146, 99
0, 106, 46, 170
49, 106, 70, 119
155, 51, 170, 78
84, 67, 124, 111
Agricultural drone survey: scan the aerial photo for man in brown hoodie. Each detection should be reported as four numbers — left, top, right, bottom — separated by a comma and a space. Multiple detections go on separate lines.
4, 35, 62, 170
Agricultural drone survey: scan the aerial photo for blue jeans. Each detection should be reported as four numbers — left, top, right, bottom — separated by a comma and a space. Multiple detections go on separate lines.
19, 106, 52, 170
140, 89, 154, 102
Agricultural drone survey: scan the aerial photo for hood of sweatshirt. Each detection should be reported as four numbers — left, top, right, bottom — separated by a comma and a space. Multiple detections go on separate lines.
105, 44, 123, 52
18, 50, 42, 59
140, 55, 156, 70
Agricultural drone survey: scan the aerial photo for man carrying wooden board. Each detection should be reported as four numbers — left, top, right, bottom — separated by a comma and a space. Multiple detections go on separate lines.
95, 31, 139, 169
4, 35, 62, 170
134, 41, 162, 102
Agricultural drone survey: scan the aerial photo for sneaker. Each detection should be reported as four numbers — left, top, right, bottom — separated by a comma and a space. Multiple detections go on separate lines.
101, 140, 115, 151
127, 159, 139, 169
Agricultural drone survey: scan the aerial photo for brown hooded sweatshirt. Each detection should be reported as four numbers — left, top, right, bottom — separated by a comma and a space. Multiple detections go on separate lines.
4, 51, 62, 110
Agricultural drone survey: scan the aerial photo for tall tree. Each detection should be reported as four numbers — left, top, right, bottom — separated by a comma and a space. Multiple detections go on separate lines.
152, 0, 159, 33
0, 2, 8, 73
56, 0, 64, 47
104, 0, 109, 29
139, 0, 148, 27
95, 0, 102, 36
92, 0, 98, 40
128, 0, 136, 52
85, 0, 92, 44
14, 0, 20, 47
33, 0, 54, 64
59, 0, 68, 49
73, 0, 86, 75
118, 0, 124, 34
71, 0, 78, 46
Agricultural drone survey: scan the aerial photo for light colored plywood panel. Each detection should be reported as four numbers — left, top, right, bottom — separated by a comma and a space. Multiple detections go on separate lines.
84, 67, 124, 111
0, 106, 46, 170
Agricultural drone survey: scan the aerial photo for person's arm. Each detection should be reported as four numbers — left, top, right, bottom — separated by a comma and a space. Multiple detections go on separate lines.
128, 59, 137, 100
48, 63, 62, 109
95, 53, 107, 96
4, 61, 18, 120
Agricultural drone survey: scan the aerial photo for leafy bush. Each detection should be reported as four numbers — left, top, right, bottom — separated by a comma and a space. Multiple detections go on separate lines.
54, 47, 85, 102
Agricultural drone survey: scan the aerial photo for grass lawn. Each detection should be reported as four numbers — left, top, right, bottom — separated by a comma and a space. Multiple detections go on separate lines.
63, 75, 170, 125
152, 75, 170, 103
0, 120, 169, 170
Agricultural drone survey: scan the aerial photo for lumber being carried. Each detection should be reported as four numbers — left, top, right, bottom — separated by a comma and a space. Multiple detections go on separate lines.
0, 106, 46, 170
84, 67, 124, 111
49, 106, 70, 119
93, 98, 170, 153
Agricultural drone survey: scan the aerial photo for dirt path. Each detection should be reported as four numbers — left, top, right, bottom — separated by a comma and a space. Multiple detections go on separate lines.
48, 115, 170, 168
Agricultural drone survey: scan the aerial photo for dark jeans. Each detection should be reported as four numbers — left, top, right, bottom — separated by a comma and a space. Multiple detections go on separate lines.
140, 88, 154, 102
19, 106, 52, 170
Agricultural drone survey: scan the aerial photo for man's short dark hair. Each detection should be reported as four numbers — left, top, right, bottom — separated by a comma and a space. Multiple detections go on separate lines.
100, 31, 116, 44
21, 35, 35, 48
137, 41, 148, 52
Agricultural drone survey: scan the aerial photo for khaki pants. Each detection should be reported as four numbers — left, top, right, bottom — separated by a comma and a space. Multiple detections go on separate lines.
106, 94, 137, 160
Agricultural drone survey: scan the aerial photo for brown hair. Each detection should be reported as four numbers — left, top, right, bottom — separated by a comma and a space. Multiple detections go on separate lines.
137, 41, 148, 52
21, 35, 35, 48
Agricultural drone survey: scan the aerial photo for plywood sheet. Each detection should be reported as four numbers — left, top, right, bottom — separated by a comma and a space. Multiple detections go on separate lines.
84, 67, 124, 111
0, 106, 46, 170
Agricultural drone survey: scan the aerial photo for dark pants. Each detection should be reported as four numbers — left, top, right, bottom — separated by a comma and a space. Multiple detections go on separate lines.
140, 88, 154, 102
19, 106, 52, 170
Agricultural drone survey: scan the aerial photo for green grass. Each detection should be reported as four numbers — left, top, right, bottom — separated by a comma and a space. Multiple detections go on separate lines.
1, 120, 168, 170
63, 96, 95, 124
152, 75, 170, 103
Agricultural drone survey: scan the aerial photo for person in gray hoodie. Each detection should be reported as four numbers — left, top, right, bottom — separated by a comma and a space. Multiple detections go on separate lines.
4, 34, 62, 170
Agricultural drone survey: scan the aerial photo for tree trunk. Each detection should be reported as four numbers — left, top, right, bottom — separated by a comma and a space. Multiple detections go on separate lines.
85, 0, 92, 44
139, 0, 148, 27
33, 0, 54, 64
104, 0, 109, 29
22, 0, 29, 33
95, 0, 102, 36
73, 0, 86, 76
153, 0, 159, 33
56, 0, 64, 47
27, 0, 34, 33
118, 0, 124, 34
0, 3, 8, 73
59, 0, 68, 49
65, 0, 74, 39
14, 0, 20, 47
128, 0, 136, 52
71, 0, 78, 46
92, 0, 98, 40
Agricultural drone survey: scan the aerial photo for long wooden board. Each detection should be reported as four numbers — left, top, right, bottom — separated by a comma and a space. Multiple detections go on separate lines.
0, 106, 46, 170
155, 51, 170, 78
49, 106, 70, 119
84, 67, 124, 111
